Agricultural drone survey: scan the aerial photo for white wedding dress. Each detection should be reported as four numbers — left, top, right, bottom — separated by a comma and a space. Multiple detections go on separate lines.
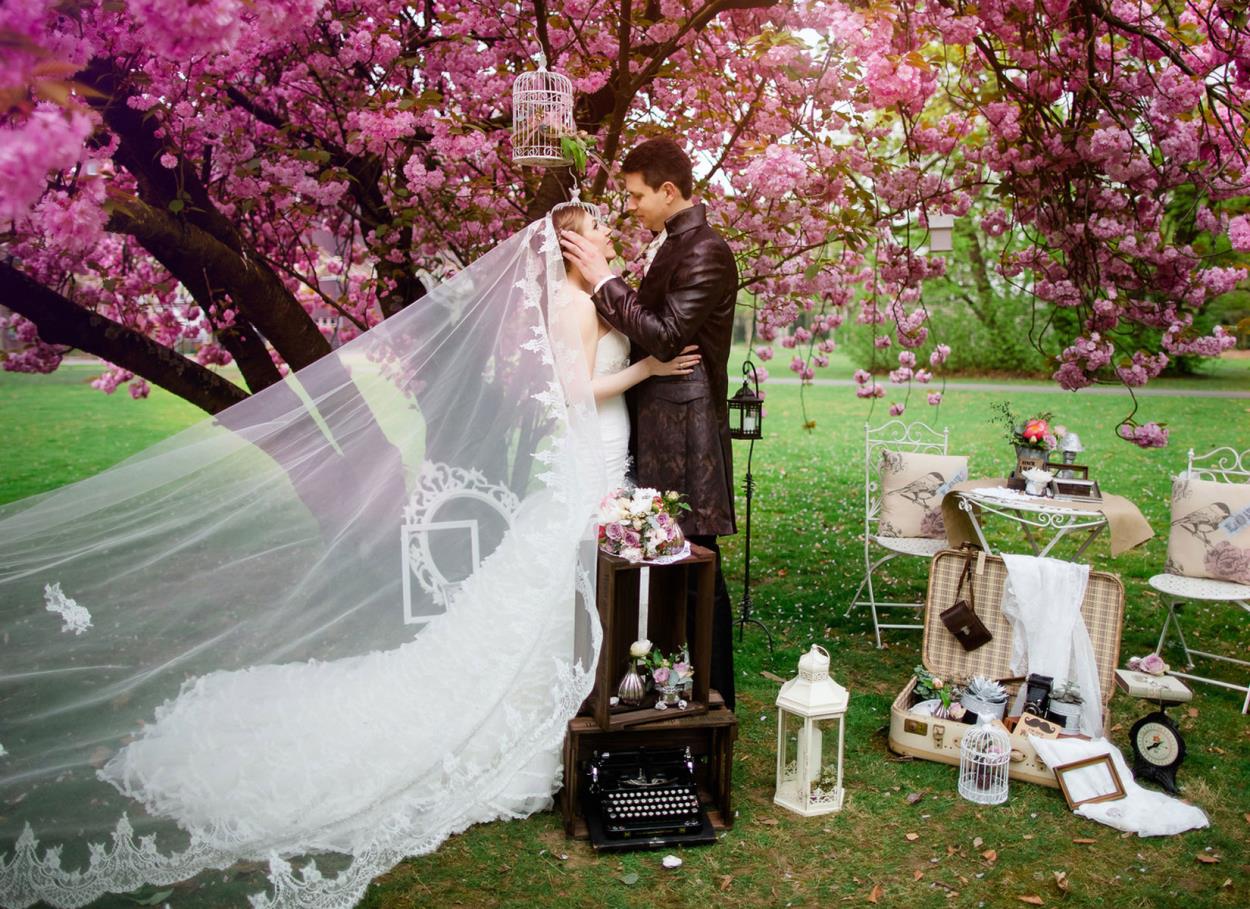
88, 286, 635, 899
589, 308, 632, 487
100, 487, 584, 853
0, 220, 624, 909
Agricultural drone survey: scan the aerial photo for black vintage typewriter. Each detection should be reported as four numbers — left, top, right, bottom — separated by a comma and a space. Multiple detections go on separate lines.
582, 746, 716, 851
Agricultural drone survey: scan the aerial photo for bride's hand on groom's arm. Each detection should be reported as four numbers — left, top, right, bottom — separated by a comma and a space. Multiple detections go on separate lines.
647, 345, 700, 377
559, 230, 613, 286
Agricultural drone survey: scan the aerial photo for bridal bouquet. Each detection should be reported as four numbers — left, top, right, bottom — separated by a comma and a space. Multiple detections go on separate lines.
598, 486, 690, 562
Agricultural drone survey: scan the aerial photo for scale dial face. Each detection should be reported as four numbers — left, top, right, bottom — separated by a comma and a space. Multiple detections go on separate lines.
1135, 720, 1180, 766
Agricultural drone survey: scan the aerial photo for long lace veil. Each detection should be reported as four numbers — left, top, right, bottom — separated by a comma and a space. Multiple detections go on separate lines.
0, 219, 605, 907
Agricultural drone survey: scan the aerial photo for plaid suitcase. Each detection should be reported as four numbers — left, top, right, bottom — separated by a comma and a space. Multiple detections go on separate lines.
887, 548, 1125, 788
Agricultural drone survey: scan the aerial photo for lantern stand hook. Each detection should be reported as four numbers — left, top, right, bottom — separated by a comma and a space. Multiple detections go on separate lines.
737, 358, 773, 651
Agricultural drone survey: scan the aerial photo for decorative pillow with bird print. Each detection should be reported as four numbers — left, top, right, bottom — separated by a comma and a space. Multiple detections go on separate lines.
1166, 474, 1250, 584
877, 450, 969, 539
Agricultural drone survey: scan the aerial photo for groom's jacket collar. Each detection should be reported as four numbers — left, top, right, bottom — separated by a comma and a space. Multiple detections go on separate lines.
663, 203, 706, 237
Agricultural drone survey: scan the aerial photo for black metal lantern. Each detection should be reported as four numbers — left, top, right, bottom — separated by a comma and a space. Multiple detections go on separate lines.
729, 361, 771, 650
728, 365, 763, 440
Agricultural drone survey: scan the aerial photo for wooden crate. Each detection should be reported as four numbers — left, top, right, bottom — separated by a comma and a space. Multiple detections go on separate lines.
586, 546, 715, 730
560, 693, 738, 839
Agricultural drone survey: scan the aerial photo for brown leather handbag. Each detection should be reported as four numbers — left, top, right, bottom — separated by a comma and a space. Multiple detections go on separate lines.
939, 550, 993, 652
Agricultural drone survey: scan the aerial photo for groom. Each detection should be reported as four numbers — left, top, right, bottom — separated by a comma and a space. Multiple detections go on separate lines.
560, 137, 739, 711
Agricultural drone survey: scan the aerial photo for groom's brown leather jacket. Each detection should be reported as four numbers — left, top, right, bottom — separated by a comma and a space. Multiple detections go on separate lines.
592, 203, 738, 537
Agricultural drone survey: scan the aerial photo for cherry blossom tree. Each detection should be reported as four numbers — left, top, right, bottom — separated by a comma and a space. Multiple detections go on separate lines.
815, 0, 1250, 443
2, 0, 1248, 446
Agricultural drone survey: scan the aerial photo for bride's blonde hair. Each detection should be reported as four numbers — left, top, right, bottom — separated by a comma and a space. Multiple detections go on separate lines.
550, 206, 591, 276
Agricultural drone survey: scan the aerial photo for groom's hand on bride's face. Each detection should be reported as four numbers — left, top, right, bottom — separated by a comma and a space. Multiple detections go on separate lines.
559, 230, 613, 286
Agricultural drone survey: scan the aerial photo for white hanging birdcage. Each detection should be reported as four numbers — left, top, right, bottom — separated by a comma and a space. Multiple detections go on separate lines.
512, 53, 575, 167
958, 714, 1010, 805
549, 186, 602, 222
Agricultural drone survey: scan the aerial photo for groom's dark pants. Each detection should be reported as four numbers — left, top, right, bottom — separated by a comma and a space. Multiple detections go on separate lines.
688, 535, 735, 712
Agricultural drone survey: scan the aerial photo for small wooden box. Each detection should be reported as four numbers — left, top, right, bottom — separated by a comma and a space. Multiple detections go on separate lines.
560, 693, 738, 839
586, 546, 715, 730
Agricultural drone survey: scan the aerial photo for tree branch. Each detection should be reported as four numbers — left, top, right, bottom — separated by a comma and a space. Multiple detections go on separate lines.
0, 261, 248, 414
107, 197, 333, 370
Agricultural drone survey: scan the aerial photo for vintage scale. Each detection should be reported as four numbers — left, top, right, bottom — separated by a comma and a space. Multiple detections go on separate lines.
1114, 668, 1192, 794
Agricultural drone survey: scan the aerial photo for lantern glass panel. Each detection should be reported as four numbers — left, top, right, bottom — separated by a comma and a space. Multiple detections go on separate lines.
778, 710, 804, 788
741, 402, 760, 436
812, 717, 844, 804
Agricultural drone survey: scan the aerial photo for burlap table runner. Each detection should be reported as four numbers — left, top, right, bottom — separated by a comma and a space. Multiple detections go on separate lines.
941, 478, 1154, 557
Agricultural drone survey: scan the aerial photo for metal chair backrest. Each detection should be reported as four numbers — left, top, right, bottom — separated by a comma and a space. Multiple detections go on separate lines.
1187, 447, 1250, 485
863, 420, 950, 537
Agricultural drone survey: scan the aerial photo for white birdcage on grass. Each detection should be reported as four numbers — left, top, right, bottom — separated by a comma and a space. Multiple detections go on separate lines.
958, 714, 1010, 805
512, 53, 575, 167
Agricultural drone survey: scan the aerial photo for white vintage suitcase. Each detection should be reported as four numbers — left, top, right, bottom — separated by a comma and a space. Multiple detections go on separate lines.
887, 549, 1125, 788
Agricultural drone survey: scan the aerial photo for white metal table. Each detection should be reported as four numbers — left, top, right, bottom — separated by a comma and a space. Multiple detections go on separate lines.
954, 486, 1108, 560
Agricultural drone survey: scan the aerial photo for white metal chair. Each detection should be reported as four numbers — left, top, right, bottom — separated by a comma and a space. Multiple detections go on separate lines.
846, 420, 951, 649
1152, 446, 1250, 714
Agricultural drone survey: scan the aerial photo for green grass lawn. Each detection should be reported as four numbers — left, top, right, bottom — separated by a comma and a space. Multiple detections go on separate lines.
2, 365, 1249, 908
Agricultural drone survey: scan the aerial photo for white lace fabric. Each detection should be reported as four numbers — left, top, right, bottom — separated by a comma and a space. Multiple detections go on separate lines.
0, 221, 605, 908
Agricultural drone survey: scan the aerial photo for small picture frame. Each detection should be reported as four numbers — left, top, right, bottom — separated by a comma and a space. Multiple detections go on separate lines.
1052, 754, 1126, 809
1045, 460, 1089, 478
1049, 477, 1102, 501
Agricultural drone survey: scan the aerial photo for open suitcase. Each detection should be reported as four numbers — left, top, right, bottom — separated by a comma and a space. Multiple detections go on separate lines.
888, 548, 1125, 788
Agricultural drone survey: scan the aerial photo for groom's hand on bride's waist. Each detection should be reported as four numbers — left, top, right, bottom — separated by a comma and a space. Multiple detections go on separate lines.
559, 230, 614, 287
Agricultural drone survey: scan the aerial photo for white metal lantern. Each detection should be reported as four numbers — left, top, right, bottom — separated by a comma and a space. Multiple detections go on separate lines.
774, 644, 848, 816
928, 214, 955, 252
958, 714, 1010, 805
512, 53, 575, 167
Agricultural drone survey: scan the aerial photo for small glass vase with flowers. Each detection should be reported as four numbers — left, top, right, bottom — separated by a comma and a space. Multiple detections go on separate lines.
648, 646, 695, 710
992, 402, 1060, 479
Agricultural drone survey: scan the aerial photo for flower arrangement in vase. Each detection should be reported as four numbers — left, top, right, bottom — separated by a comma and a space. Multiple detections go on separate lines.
598, 487, 690, 563
992, 402, 1062, 476
912, 666, 966, 720
616, 639, 653, 706
648, 645, 694, 710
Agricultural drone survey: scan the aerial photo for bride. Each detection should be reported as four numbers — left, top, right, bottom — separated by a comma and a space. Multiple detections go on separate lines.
0, 212, 689, 909
551, 203, 701, 485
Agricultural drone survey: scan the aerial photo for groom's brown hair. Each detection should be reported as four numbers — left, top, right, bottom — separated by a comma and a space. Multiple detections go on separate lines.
621, 138, 693, 199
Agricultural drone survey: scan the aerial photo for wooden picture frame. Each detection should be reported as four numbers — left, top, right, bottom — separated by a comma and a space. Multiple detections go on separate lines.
1050, 462, 1089, 480
1052, 754, 1126, 809
1049, 477, 1102, 501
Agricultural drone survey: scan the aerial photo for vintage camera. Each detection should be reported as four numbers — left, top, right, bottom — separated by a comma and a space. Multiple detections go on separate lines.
1021, 673, 1054, 717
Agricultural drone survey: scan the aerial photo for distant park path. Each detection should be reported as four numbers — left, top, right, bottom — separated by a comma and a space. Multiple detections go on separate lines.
768, 377, 1250, 399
